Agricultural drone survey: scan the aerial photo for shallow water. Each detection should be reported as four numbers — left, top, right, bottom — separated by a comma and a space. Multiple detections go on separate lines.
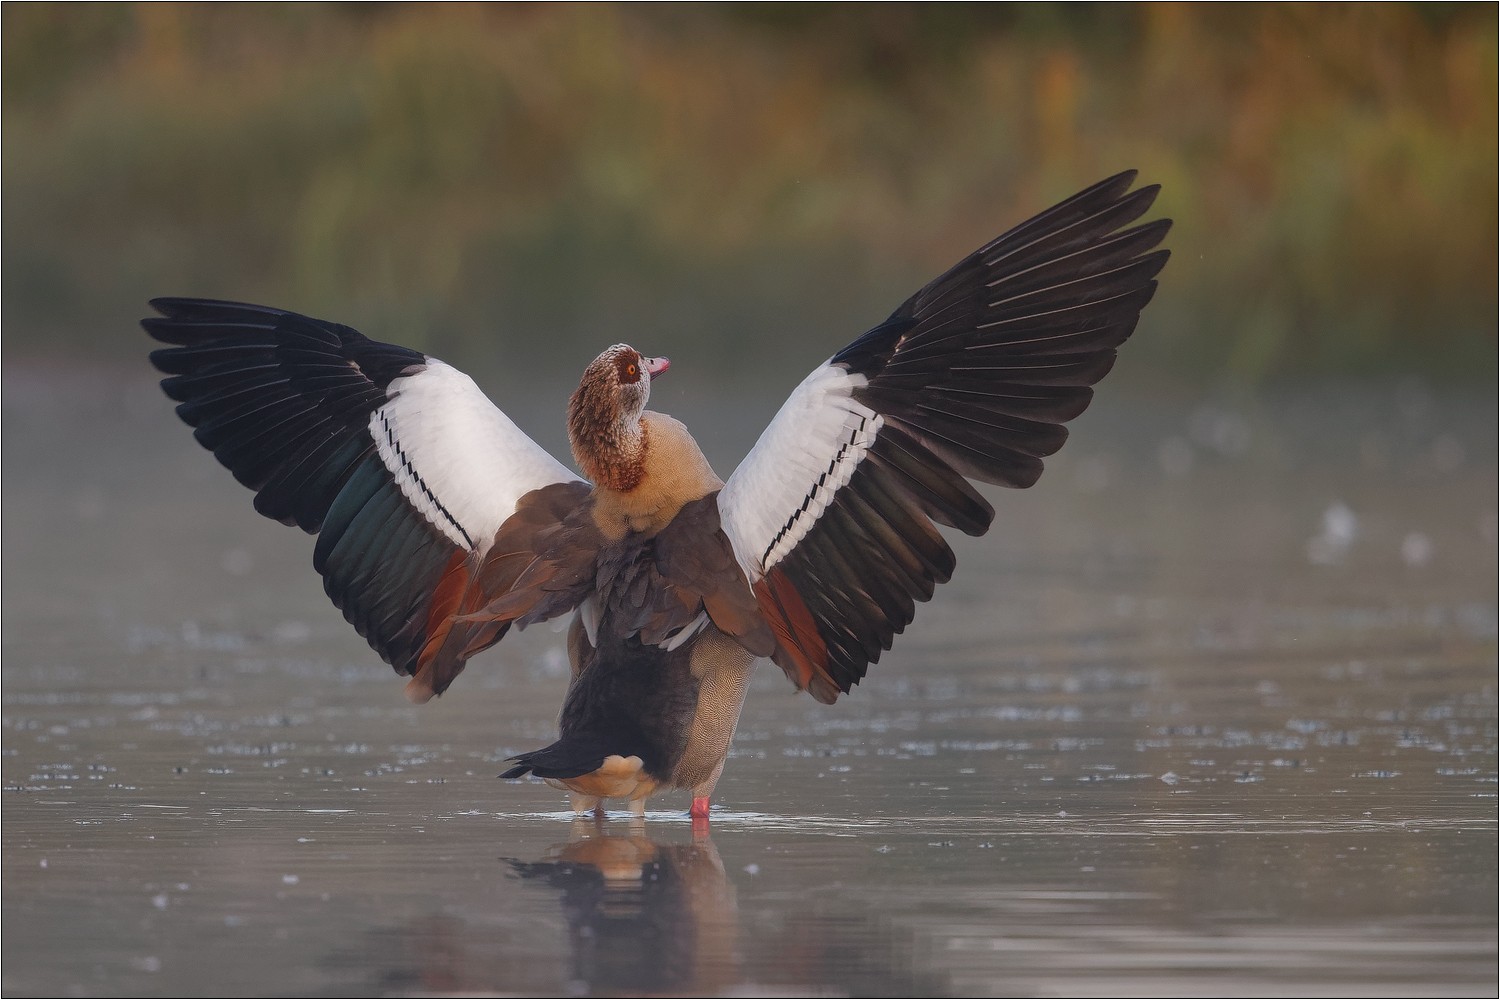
4, 364, 1496, 996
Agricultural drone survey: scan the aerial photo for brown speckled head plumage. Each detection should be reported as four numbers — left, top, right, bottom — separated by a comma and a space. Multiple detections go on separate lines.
568, 344, 652, 491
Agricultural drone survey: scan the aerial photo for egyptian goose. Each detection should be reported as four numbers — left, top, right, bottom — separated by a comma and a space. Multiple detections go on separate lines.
146, 171, 1170, 819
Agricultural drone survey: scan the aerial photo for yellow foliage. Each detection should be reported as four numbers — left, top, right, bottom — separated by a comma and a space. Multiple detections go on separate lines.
3, 4, 1494, 379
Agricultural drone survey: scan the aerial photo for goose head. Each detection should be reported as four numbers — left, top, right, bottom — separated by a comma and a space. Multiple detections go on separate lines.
567, 343, 670, 490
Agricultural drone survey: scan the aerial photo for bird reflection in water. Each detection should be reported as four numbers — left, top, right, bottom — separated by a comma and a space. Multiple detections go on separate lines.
504, 818, 740, 993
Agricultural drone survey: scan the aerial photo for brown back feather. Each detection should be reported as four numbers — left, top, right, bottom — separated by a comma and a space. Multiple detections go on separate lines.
458, 488, 772, 662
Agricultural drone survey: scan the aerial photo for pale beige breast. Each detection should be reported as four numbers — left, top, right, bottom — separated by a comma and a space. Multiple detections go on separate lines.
591, 411, 724, 538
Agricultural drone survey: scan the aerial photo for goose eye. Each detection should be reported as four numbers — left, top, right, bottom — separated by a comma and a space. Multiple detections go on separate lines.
625, 363, 638, 380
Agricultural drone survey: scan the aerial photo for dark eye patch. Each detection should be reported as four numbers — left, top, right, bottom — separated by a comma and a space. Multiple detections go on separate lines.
615, 351, 642, 384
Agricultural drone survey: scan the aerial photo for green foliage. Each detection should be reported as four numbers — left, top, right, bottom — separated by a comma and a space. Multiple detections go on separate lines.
3, 4, 1494, 380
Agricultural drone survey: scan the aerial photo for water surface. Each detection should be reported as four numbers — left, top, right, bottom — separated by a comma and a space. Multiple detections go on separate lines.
4, 365, 1495, 996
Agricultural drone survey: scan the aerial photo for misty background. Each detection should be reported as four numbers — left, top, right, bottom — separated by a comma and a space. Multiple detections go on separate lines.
4, 5, 1494, 394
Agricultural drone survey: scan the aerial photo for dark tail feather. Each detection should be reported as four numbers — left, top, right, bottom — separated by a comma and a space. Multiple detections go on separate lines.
499, 739, 611, 781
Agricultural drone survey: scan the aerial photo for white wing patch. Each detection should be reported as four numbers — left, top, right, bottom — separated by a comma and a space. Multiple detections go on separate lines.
661, 610, 709, 652
718, 363, 881, 577
371, 360, 580, 551
577, 596, 601, 647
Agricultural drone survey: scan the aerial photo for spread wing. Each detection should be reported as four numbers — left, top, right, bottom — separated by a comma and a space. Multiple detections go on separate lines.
717, 171, 1171, 703
145, 298, 583, 700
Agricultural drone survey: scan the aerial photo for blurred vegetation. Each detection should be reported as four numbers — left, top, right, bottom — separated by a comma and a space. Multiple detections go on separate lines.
3, 4, 1495, 383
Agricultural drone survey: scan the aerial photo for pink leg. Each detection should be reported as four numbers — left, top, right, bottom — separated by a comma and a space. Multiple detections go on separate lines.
689, 796, 711, 820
